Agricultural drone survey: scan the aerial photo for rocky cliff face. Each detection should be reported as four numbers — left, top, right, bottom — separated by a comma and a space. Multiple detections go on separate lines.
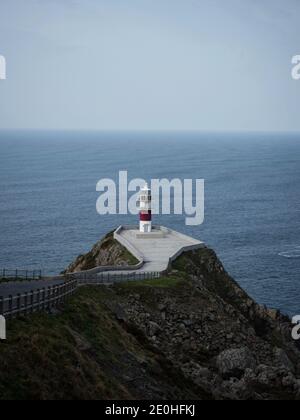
63, 232, 139, 273
104, 247, 300, 400
1, 235, 299, 400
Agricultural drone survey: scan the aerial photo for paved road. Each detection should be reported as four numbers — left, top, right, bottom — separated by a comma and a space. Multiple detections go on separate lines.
0, 279, 64, 298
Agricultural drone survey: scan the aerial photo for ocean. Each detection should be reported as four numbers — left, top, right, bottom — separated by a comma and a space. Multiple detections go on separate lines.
0, 131, 299, 316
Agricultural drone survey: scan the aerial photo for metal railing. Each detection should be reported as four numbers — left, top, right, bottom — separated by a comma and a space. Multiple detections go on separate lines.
0, 279, 78, 319
0, 269, 42, 281
0, 271, 161, 319
77, 271, 161, 285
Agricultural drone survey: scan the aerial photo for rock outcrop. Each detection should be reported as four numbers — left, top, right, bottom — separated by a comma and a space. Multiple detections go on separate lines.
63, 232, 139, 273
216, 347, 257, 379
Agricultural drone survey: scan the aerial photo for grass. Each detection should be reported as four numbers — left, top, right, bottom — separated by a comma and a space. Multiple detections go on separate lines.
118, 275, 184, 289
101, 232, 139, 266
0, 285, 203, 400
172, 253, 191, 272
120, 247, 140, 266
0, 287, 139, 400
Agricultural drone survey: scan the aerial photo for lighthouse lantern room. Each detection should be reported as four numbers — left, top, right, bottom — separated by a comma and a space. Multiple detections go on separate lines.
139, 183, 152, 233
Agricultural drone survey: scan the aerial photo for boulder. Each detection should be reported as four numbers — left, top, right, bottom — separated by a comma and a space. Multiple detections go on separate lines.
148, 321, 161, 337
274, 348, 295, 373
217, 347, 257, 379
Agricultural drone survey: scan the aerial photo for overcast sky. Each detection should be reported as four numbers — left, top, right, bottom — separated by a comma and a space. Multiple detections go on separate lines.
0, 0, 299, 131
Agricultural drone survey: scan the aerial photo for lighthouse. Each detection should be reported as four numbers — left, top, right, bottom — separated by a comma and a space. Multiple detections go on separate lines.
139, 183, 152, 233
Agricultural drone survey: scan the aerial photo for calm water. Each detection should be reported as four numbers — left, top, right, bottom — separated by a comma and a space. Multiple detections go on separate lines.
0, 131, 299, 316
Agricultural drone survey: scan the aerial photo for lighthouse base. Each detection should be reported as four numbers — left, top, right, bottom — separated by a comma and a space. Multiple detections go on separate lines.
139, 221, 152, 234
136, 225, 166, 239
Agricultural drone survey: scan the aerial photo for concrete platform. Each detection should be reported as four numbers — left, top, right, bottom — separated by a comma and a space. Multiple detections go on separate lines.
106, 225, 204, 276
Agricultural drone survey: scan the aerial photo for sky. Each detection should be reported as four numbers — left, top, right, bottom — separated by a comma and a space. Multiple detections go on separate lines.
0, 0, 299, 131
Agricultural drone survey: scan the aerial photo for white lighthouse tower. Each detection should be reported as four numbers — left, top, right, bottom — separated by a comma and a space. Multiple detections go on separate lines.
139, 183, 152, 233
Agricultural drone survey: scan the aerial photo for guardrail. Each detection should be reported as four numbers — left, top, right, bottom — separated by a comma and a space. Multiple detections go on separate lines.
0, 271, 161, 319
77, 271, 161, 285
0, 269, 43, 281
0, 279, 78, 319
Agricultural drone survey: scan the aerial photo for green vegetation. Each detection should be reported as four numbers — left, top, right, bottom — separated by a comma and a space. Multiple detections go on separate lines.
0, 288, 129, 400
100, 231, 139, 265
0, 285, 201, 400
172, 253, 192, 272
119, 247, 139, 266
118, 275, 185, 289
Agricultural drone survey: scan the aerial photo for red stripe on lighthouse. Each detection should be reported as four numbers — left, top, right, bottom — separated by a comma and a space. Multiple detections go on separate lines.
140, 211, 152, 221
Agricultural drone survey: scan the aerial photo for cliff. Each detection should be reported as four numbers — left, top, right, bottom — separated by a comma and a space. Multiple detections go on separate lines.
0, 234, 299, 400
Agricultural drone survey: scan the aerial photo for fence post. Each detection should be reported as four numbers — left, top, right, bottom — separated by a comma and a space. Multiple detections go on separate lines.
55, 286, 59, 306
42, 288, 46, 310
53, 286, 56, 307
47, 286, 51, 310
24, 292, 28, 315
30, 290, 34, 313
60, 285, 64, 303
8, 295, 13, 318
37, 289, 40, 311
17, 293, 21, 316
57, 285, 61, 304
50, 286, 54, 309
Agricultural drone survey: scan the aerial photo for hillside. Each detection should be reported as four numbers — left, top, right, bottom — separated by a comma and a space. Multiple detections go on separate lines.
0, 236, 299, 400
